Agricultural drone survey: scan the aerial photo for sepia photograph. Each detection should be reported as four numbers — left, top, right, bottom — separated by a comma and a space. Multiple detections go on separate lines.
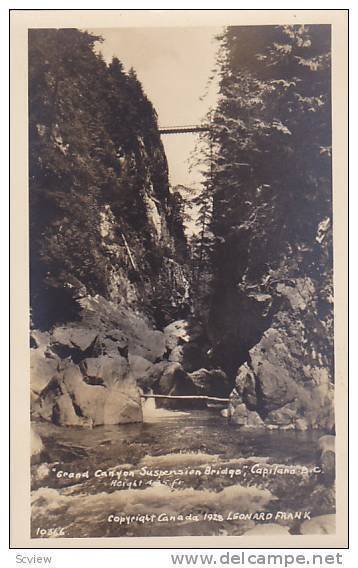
10, 9, 348, 548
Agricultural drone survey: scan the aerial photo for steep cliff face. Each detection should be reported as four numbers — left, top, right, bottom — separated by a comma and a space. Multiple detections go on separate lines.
29, 29, 189, 331
29, 29, 191, 426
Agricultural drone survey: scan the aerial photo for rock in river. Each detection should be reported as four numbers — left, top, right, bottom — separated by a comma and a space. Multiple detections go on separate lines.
300, 514, 335, 535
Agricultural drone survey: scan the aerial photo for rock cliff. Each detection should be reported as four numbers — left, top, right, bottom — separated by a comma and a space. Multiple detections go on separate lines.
29, 29, 190, 333
29, 29, 191, 425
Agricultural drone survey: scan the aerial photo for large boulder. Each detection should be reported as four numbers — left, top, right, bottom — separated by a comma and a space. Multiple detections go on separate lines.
155, 362, 200, 409
164, 320, 190, 350
188, 368, 231, 398
54, 392, 87, 426
227, 277, 335, 430
79, 296, 166, 363
30, 348, 59, 397
30, 330, 61, 410
249, 328, 299, 414
100, 330, 128, 358
168, 345, 185, 363
265, 401, 300, 427
137, 361, 169, 391
158, 362, 191, 393
137, 362, 215, 410
62, 364, 107, 425
35, 356, 143, 426
52, 326, 98, 352
229, 327, 334, 430
235, 363, 257, 408
31, 426, 44, 464
129, 328, 166, 363
128, 354, 154, 381
300, 514, 335, 535
99, 356, 142, 424
230, 402, 265, 428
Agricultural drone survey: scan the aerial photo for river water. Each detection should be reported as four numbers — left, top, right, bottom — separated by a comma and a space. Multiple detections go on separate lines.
31, 402, 335, 539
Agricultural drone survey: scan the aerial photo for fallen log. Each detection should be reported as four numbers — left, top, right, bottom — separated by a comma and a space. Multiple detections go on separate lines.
140, 394, 230, 403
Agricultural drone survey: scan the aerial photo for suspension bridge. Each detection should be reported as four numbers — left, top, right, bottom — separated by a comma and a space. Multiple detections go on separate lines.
158, 124, 210, 135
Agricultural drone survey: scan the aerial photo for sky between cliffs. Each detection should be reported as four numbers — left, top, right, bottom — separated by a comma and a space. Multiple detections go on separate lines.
90, 27, 221, 188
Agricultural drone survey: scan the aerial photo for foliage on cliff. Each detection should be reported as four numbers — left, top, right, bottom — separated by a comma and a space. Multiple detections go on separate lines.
200, 25, 333, 377
29, 29, 188, 329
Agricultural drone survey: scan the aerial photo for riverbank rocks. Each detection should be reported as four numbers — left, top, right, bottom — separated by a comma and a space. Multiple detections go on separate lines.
32, 296, 166, 374
228, 338, 334, 430
79, 296, 166, 363
235, 363, 257, 408
136, 359, 231, 409
162, 320, 190, 364
33, 355, 142, 426
188, 368, 231, 398
52, 326, 98, 354
164, 320, 190, 351
230, 402, 265, 428
30, 332, 60, 398
128, 354, 154, 381
265, 402, 300, 427
30, 294, 181, 427
48, 295, 167, 364
318, 435, 335, 483
155, 362, 199, 409
299, 514, 335, 535
31, 427, 44, 464
227, 278, 334, 430
137, 361, 169, 391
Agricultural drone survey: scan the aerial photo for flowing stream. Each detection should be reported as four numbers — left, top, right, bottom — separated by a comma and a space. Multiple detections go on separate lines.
31, 403, 334, 539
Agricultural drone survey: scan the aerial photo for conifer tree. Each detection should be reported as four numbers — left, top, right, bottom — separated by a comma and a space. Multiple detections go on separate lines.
199, 25, 332, 373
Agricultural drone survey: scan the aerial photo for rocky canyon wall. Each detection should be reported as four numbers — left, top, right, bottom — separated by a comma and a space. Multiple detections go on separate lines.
29, 29, 191, 426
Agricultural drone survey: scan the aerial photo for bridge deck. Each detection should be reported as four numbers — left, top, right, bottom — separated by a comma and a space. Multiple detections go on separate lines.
158, 125, 210, 134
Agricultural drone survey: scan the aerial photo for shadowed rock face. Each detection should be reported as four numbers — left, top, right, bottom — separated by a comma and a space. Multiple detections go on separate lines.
227, 279, 334, 431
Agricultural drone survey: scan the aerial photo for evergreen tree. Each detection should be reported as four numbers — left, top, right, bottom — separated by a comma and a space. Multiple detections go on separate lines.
200, 25, 332, 374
